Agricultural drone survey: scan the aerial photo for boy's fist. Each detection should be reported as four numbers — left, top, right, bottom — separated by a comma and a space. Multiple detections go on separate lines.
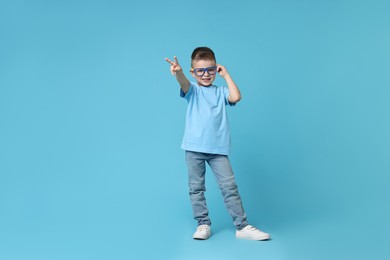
217, 64, 229, 78
165, 56, 182, 75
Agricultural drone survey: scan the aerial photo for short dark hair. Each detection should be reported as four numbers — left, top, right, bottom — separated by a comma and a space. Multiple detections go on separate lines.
191, 47, 216, 66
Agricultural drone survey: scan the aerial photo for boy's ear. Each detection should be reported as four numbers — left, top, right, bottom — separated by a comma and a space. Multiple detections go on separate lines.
190, 68, 195, 77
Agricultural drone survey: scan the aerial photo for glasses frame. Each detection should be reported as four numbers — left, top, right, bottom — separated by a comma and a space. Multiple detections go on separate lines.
191, 66, 218, 77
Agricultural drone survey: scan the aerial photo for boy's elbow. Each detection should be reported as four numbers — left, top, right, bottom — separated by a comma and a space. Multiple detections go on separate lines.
229, 95, 241, 103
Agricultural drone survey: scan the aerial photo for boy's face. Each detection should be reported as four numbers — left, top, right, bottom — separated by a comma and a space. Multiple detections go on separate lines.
191, 59, 217, 87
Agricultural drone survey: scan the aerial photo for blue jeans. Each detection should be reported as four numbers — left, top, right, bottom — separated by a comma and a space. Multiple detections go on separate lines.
185, 151, 248, 230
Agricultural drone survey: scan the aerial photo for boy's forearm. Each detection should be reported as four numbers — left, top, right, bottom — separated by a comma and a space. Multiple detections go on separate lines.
175, 70, 191, 93
224, 74, 241, 103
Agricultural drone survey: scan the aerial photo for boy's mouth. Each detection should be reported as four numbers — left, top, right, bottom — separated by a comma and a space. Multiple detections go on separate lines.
199, 76, 213, 86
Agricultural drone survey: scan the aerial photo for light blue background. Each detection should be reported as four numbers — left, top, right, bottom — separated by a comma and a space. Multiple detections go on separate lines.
1, 0, 389, 259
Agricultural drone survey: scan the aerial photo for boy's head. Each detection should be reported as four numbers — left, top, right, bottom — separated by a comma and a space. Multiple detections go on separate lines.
190, 47, 218, 87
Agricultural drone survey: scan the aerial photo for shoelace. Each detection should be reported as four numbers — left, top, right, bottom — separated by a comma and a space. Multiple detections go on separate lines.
197, 226, 210, 232
245, 225, 260, 232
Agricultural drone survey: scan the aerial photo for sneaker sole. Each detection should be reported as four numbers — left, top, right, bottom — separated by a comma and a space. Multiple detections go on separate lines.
193, 234, 211, 240
236, 234, 271, 241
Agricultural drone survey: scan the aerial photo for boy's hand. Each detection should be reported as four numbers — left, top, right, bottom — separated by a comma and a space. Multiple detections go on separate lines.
165, 55, 191, 92
217, 64, 229, 78
165, 56, 183, 75
217, 64, 241, 103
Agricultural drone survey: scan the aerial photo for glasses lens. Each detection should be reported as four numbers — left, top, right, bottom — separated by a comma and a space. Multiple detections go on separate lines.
195, 68, 205, 76
207, 67, 217, 75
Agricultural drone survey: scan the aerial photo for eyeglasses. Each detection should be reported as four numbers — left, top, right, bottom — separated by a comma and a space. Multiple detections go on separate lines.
191, 66, 218, 76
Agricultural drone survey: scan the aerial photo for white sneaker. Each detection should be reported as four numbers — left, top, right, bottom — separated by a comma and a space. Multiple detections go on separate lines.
193, 225, 211, 240
236, 225, 270, 241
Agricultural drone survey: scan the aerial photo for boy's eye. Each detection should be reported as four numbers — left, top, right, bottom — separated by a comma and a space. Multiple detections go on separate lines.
208, 68, 216, 73
195, 69, 205, 75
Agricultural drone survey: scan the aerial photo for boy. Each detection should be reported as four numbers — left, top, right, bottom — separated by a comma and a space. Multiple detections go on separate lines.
165, 47, 270, 241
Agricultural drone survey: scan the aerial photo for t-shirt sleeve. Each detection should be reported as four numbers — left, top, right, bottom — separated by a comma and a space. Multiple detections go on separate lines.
180, 82, 195, 102
223, 85, 236, 106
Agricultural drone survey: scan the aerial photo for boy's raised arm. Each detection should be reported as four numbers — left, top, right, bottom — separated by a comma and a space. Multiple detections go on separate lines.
217, 64, 241, 103
165, 56, 191, 94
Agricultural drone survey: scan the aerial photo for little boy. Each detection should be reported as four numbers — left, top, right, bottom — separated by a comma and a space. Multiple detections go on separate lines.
165, 47, 270, 241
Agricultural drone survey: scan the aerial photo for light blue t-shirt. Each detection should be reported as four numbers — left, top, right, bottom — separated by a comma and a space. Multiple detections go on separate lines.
180, 82, 235, 155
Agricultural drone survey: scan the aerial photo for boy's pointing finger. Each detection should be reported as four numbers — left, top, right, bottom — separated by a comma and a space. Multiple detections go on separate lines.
165, 58, 174, 65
